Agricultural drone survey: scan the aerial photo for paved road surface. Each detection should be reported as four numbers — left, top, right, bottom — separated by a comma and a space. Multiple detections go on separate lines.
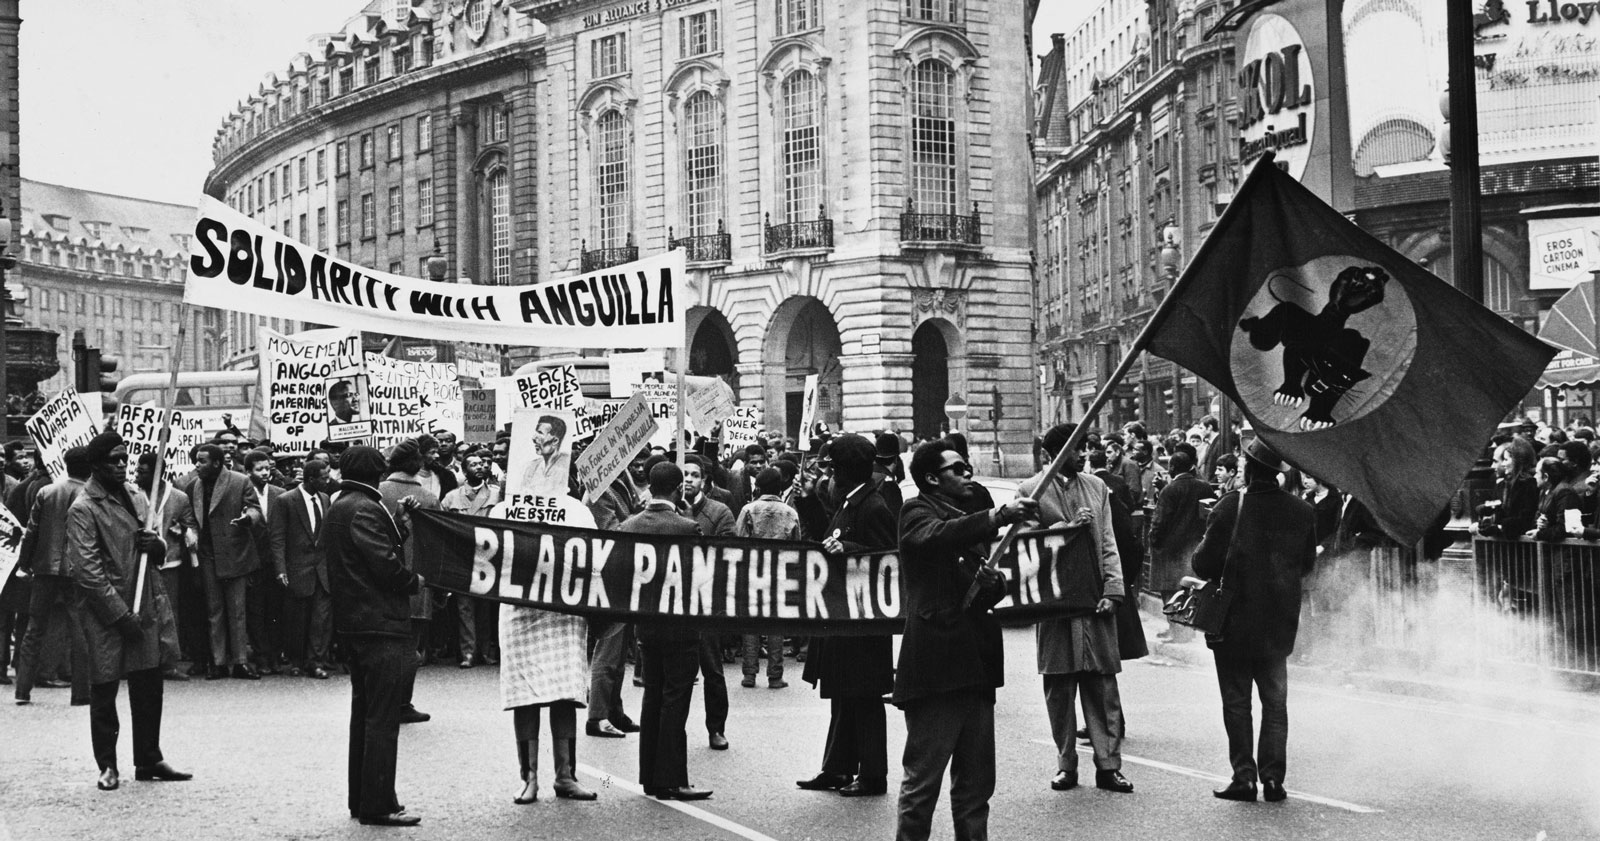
2, 622, 1597, 840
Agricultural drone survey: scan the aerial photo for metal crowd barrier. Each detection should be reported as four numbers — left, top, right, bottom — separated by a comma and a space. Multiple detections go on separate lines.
1355, 537, 1599, 685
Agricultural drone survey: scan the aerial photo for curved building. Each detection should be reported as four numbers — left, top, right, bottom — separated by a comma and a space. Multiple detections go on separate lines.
210, 0, 1043, 465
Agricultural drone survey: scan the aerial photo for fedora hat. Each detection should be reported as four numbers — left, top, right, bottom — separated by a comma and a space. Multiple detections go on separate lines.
1243, 437, 1289, 472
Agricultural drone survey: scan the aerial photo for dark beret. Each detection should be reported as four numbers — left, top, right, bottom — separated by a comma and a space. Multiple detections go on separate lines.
86, 431, 125, 464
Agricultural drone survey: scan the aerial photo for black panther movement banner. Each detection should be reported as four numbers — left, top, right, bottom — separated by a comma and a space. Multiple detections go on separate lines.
1146, 154, 1554, 546
410, 509, 1098, 635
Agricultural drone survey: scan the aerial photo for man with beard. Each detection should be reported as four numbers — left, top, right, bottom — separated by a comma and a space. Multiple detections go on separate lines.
796, 434, 896, 797
441, 452, 503, 669
893, 440, 1037, 840
1024, 424, 1134, 795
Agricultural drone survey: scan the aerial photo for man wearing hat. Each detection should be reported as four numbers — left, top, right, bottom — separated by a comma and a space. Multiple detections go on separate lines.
1191, 437, 1316, 804
68, 432, 191, 791
1021, 423, 1134, 795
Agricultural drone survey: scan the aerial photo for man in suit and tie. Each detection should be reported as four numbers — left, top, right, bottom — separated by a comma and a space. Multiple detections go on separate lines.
178, 444, 265, 680
726, 445, 769, 516
243, 450, 287, 675
271, 457, 334, 680
620, 462, 712, 801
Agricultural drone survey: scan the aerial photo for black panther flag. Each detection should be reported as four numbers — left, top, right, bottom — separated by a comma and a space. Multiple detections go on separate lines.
1147, 156, 1555, 546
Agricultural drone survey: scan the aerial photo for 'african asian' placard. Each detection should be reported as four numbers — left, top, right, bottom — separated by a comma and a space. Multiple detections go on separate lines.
186, 196, 688, 348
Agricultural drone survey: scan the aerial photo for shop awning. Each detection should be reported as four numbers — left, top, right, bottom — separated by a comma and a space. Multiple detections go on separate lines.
1537, 280, 1600, 387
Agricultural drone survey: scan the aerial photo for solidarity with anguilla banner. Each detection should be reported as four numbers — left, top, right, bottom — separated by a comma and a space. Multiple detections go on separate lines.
184, 196, 688, 347
410, 510, 1099, 634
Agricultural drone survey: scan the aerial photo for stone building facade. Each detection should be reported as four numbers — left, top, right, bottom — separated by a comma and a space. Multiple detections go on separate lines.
1033, 0, 1238, 434
204, 0, 545, 374
518, 0, 1039, 462
11, 178, 208, 396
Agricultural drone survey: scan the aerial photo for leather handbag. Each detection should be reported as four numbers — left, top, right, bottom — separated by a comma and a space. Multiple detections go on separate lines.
1161, 494, 1243, 636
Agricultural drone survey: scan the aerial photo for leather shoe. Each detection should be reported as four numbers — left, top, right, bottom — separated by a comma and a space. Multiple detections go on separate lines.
1213, 780, 1259, 802
308, 666, 330, 680
97, 768, 119, 791
1074, 727, 1089, 739
134, 761, 193, 782
206, 666, 228, 681
162, 668, 190, 682
740, 676, 756, 688
397, 706, 431, 724
709, 733, 729, 750
232, 664, 260, 680
1263, 780, 1287, 802
796, 772, 853, 791
458, 659, 474, 669
586, 720, 626, 738
768, 679, 788, 689
358, 811, 421, 827
37, 678, 71, 689
1050, 771, 1078, 791
185, 663, 208, 677
838, 778, 887, 797
15, 695, 29, 705
654, 786, 712, 801
1095, 770, 1133, 793
610, 717, 640, 733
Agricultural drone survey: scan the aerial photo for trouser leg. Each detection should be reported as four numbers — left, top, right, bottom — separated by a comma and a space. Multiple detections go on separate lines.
126, 667, 164, 768
1256, 656, 1290, 784
740, 634, 759, 677
400, 621, 425, 707
820, 696, 860, 776
15, 574, 61, 698
895, 694, 963, 841
587, 622, 624, 723
1079, 672, 1124, 771
456, 596, 477, 663
1213, 650, 1258, 783
282, 592, 309, 667
347, 645, 367, 815
158, 568, 184, 667
1042, 673, 1081, 773
222, 575, 249, 666
948, 692, 995, 841
350, 637, 410, 818
853, 697, 888, 780
90, 679, 122, 772
638, 642, 663, 791
308, 587, 333, 665
698, 635, 727, 735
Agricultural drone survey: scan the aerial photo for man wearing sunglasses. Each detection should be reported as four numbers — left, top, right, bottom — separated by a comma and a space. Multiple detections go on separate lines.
893, 438, 1038, 841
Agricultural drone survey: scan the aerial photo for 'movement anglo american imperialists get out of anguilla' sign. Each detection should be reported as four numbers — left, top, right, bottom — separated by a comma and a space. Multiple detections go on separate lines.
410, 509, 1101, 635
184, 196, 688, 348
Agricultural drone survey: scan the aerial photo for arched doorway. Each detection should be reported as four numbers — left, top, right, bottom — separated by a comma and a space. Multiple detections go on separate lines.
781, 299, 842, 442
688, 308, 739, 394
912, 322, 950, 440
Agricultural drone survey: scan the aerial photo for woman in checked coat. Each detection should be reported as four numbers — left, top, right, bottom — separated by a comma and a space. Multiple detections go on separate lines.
494, 497, 598, 805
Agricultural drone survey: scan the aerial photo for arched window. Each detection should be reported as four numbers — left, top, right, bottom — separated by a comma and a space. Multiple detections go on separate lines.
910, 59, 956, 216
680, 91, 724, 237
486, 168, 510, 284
779, 70, 822, 223
595, 109, 631, 248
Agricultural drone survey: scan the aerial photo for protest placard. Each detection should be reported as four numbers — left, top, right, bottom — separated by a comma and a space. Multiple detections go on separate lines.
606, 350, 665, 398
365, 353, 426, 449
0, 505, 25, 607
512, 364, 582, 411
258, 327, 363, 454
492, 494, 596, 529
412, 360, 464, 440
462, 388, 498, 443
637, 380, 681, 448
508, 408, 575, 498
574, 391, 658, 503
25, 388, 101, 480
187, 197, 688, 348
797, 373, 820, 451
324, 372, 371, 443
721, 405, 762, 459
685, 378, 737, 435
112, 403, 206, 484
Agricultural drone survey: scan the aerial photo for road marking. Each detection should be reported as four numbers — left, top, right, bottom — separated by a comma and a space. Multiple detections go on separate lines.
577, 762, 784, 841
1294, 683, 1600, 740
1028, 739, 1382, 814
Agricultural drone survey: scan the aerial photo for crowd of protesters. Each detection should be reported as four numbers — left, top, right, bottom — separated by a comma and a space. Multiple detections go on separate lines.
4, 406, 1594, 829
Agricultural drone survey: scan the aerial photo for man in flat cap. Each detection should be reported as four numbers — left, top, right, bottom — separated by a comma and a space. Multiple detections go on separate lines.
68, 432, 191, 791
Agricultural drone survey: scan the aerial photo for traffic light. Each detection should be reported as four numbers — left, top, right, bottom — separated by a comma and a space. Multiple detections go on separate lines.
71, 329, 120, 394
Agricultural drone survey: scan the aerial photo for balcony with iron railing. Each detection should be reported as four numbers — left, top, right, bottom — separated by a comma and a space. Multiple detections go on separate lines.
667, 219, 732, 266
765, 206, 834, 256
900, 199, 982, 250
580, 232, 638, 273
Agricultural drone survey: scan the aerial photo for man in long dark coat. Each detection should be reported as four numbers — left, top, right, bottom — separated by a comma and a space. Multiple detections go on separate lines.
1149, 450, 1210, 641
796, 435, 896, 797
1192, 438, 1316, 804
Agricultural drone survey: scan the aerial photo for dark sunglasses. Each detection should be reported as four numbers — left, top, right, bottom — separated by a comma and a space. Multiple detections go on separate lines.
940, 462, 974, 476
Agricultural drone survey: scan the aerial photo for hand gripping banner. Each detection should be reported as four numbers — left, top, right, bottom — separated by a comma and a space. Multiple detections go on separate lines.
410, 509, 1101, 635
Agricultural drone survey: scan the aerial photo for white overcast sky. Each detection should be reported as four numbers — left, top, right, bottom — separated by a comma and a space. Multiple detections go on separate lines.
19, 1, 1098, 207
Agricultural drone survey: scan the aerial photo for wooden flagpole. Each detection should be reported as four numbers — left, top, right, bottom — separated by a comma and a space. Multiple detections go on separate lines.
963, 153, 1278, 608
133, 321, 188, 614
